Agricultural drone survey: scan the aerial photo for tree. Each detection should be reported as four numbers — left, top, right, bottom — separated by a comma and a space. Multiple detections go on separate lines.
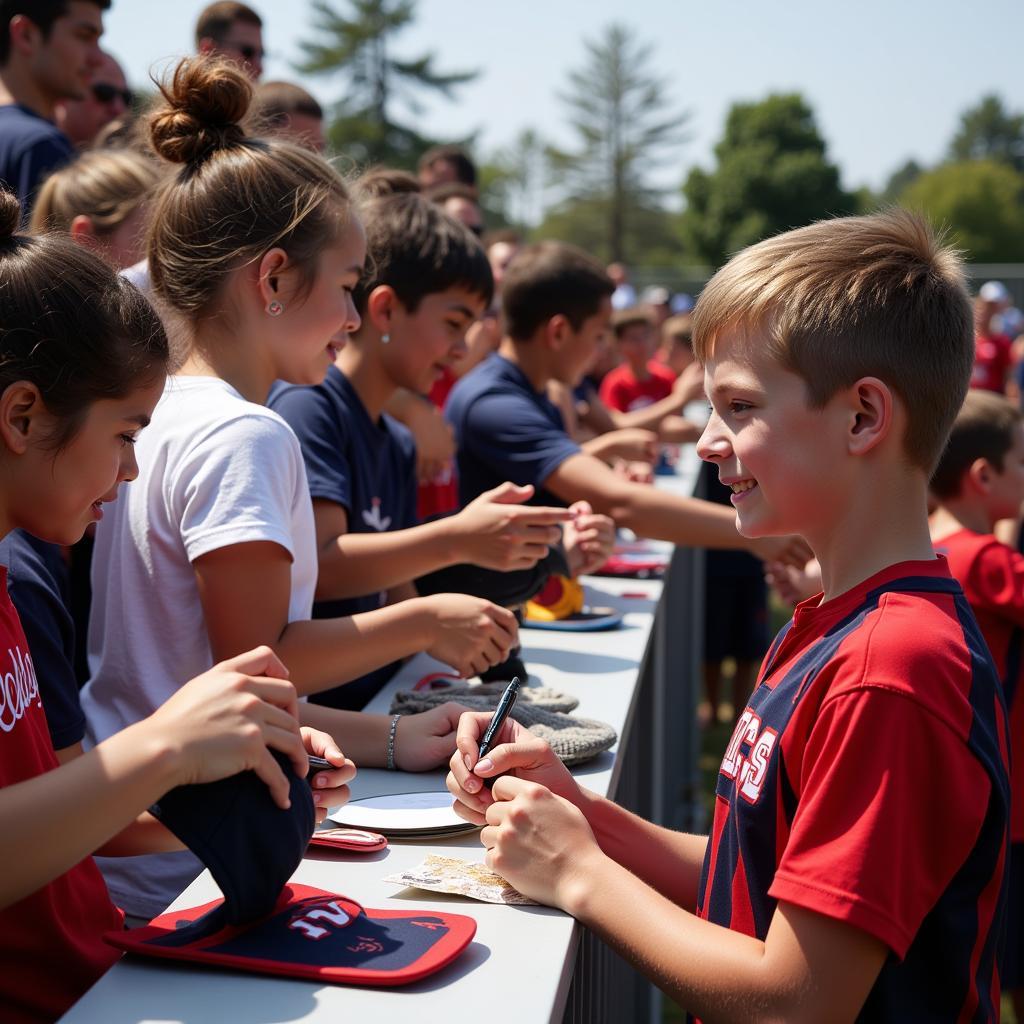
680, 93, 855, 267
949, 94, 1024, 173
479, 129, 549, 231
547, 23, 687, 263
901, 159, 1024, 263
296, 0, 476, 167
881, 158, 923, 204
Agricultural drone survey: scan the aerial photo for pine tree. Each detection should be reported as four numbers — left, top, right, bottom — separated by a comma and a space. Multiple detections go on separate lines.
296, 0, 476, 167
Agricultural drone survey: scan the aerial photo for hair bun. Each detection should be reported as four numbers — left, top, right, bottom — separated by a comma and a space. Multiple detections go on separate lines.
150, 56, 252, 165
0, 190, 21, 240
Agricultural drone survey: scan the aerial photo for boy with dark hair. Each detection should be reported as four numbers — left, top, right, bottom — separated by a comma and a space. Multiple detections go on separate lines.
194, 1, 264, 80
418, 143, 476, 190
599, 306, 677, 413
0, 0, 106, 210
448, 210, 1009, 1021
445, 240, 809, 563
269, 194, 577, 708
930, 388, 1024, 1016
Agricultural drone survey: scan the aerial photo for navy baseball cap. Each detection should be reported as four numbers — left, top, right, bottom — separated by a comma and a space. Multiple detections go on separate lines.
149, 750, 315, 934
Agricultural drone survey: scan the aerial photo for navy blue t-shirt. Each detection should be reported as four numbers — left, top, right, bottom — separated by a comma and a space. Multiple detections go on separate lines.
0, 530, 84, 749
0, 105, 73, 214
269, 367, 417, 710
445, 354, 580, 508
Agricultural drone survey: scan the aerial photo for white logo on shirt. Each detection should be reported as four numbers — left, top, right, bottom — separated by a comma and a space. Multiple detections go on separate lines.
361, 497, 391, 532
720, 708, 778, 804
0, 644, 40, 733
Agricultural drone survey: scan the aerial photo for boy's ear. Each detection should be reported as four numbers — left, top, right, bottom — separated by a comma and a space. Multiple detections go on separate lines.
0, 381, 46, 456
256, 247, 291, 307
365, 285, 398, 335
965, 457, 995, 495
846, 376, 893, 457
545, 314, 572, 351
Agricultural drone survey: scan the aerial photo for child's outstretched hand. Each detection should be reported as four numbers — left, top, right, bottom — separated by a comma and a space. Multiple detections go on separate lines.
747, 533, 814, 570
392, 702, 473, 773
448, 482, 571, 571
301, 727, 356, 821
144, 646, 306, 811
446, 710, 579, 823
564, 500, 615, 576
420, 594, 519, 678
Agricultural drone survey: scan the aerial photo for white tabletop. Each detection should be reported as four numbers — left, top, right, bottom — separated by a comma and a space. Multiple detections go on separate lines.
61, 576, 662, 1024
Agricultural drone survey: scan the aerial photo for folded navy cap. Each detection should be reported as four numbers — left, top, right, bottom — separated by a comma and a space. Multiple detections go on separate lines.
150, 750, 315, 930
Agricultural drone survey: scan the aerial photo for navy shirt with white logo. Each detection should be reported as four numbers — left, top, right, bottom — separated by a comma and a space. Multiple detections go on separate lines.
269, 368, 416, 709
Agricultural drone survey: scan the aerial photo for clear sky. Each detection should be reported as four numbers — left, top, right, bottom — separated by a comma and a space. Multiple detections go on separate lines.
104, 0, 1024, 196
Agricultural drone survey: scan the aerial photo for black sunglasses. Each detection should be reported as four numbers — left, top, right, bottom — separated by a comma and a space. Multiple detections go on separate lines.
92, 82, 133, 106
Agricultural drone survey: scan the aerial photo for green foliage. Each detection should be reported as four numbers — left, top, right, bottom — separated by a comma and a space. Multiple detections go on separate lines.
680, 93, 855, 267
478, 129, 549, 231
296, 0, 477, 168
547, 23, 688, 262
949, 94, 1024, 173
901, 159, 1024, 263
881, 159, 923, 204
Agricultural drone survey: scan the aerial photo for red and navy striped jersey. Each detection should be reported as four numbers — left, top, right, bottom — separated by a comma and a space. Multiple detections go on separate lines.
935, 528, 1024, 844
697, 558, 1009, 1021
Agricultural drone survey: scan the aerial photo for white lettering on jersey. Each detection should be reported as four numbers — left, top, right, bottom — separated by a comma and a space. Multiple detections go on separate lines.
719, 708, 778, 804
0, 644, 40, 733
288, 900, 353, 941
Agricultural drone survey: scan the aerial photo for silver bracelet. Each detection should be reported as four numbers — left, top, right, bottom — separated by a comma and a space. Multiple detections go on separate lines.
386, 714, 401, 771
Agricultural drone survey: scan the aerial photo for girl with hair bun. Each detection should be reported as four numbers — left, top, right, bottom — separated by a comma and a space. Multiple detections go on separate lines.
0, 189, 351, 1022
82, 56, 519, 921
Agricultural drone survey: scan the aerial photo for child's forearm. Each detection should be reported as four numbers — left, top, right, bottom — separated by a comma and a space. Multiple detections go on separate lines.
276, 602, 433, 696
0, 719, 182, 909
314, 519, 460, 601
95, 812, 185, 857
577, 786, 708, 909
298, 703, 391, 767
609, 391, 685, 430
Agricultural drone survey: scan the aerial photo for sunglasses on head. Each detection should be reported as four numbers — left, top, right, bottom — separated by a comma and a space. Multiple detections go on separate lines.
92, 82, 133, 106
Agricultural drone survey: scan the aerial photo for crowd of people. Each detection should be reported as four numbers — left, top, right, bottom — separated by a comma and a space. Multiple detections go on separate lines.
1, 1, 1023, 1022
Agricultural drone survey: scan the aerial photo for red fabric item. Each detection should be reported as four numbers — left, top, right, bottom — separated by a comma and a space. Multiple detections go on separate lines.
598, 360, 676, 413
697, 558, 1008, 1020
0, 570, 123, 1024
936, 528, 1024, 842
417, 366, 460, 519
972, 333, 1013, 394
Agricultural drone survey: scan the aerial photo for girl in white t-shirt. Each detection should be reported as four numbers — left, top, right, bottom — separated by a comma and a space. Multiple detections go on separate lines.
82, 56, 521, 919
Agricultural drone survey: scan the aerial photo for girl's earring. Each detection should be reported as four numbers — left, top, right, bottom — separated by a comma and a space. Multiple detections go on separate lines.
381, 333, 390, 344
266, 300, 284, 317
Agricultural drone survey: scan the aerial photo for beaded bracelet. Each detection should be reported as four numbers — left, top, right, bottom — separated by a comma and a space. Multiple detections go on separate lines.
386, 713, 401, 771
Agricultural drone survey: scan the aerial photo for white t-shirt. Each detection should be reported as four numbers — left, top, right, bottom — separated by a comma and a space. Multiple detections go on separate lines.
82, 375, 317, 919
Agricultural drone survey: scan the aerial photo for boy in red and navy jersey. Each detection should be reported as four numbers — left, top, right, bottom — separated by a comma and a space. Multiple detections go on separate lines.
930, 389, 1024, 1015
598, 306, 677, 413
446, 209, 1010, 1021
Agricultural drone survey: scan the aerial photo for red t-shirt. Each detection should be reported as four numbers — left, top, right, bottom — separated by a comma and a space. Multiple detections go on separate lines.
697, 559, 1008, 1019
935, 528, 1024, 842
417, 366, 460, 520
0, 570, 123, 1023
971, 332, 1013, 393
598, 360, 676, 413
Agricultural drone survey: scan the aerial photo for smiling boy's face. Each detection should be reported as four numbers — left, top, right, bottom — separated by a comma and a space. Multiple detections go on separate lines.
698, 328, 852, 542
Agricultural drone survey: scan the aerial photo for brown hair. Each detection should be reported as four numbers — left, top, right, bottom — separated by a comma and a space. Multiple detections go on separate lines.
661, 313, 693, 349
427, 181, 479, 207
0, 189, 167, 450
501, 241, 614, 341
355, 166, 421, 201
254, 80, 323, 124
930, 391, 1023, 499
611, 306, 654, 339
692, 209, 973, 472
194, 1, 261, 46
418, 144, 477, 187
145, 56, 354, 322
29, 149, 160, 237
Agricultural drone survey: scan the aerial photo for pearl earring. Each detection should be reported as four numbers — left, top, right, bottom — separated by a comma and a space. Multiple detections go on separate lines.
381, 333, 390, 344
266, 300, 284, 317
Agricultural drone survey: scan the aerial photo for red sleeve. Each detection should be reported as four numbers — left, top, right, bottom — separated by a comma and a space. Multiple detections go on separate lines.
769, 687, 989, 957
599, 371, 629, 413
963, 540, 1024, 628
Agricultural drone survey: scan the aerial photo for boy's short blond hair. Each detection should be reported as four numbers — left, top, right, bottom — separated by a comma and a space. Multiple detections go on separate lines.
692, 209, 973, 472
